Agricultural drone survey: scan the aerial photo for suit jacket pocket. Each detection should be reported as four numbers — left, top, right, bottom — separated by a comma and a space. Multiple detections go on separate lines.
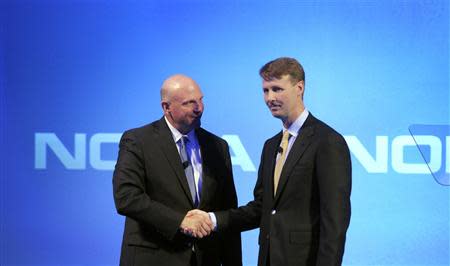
127, 234, 160, 249
294, 160, 313, 169
289, 230, 318, 245
293, 163, 313, 174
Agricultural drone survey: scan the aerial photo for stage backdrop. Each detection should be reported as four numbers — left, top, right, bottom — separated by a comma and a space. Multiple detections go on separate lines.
2, 0, 449, 265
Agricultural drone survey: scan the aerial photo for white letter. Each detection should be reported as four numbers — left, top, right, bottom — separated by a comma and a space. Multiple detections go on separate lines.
392, 135, 441, 173
222, 135, 256, 172
89, 133, 121, 170
35, 133, 86, 169
344, 136, 388, 173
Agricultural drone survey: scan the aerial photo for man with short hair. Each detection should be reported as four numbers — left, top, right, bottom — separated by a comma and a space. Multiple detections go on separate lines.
113, 74, 242, 266
190, 57, 352, 266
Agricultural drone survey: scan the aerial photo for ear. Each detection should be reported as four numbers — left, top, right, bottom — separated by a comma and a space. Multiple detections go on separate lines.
161, 101, 170, 113
296, 80, 305, 97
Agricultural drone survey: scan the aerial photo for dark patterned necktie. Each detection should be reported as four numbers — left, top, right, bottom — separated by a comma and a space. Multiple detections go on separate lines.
179, 136, 199, 207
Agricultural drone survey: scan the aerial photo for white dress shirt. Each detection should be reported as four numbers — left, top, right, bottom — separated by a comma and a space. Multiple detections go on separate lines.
277, 108, 309, 162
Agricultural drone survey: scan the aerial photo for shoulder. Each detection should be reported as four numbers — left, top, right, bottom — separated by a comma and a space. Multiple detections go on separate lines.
315, 118, 341, 135
309, 115, 348, 149
196, 127, 228, 146
121, 119, 163, 140
258, 131, 282, 156
265, 131, 282, 146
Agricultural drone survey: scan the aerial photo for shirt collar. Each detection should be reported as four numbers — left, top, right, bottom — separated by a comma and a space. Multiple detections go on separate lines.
283, 108, 309, 137
164, 116, 196, 143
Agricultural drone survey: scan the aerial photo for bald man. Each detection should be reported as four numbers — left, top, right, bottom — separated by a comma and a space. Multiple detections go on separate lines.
113, 74, 242, 266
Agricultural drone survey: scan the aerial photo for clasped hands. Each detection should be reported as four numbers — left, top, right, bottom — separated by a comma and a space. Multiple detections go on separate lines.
180, 209, 214, 238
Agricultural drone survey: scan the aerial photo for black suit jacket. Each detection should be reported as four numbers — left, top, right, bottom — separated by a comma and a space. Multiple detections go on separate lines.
216, 114, 351, 266
113, 117, 242, 266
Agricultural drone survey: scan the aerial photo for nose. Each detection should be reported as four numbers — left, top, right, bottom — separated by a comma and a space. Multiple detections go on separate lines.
193, 101, 203, 114
265, 90, 275, 102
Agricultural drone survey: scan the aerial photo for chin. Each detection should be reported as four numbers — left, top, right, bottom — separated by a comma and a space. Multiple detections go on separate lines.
271, 112, 281, 118
193, 119, 201, 128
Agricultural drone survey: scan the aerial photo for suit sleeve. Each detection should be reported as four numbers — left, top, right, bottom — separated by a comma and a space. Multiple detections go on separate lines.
219, 141, 243, 266
315, 134, 352, 266
215, 141, 266, 233
112, 130, 185, 241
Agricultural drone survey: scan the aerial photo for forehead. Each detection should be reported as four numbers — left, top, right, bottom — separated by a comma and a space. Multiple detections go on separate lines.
171, 86, 203, 101
262, 75, 293, 87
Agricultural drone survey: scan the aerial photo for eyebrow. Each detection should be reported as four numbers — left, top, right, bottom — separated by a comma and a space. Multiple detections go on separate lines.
182, 96, 203, 103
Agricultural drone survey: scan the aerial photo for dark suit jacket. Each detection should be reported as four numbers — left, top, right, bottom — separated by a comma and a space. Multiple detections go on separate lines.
113, 117, 242, 266
216, 114, 351, 266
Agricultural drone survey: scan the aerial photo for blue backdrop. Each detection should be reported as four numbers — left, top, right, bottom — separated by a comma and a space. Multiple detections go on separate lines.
2, 0, 449, 265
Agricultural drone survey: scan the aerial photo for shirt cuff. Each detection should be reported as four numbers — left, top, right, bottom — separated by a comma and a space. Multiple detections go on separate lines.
208, 212, 217, 231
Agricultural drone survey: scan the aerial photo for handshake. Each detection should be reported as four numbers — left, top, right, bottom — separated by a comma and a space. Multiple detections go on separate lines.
180, 209, 214, 238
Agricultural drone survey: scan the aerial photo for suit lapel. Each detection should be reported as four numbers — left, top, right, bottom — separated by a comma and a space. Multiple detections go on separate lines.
195, 129, 215, 208
273, 115, 316, 205
155, 118, 194, 206
266, 133, 282, 201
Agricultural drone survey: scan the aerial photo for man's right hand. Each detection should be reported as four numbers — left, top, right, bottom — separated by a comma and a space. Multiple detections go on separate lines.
180, 209, 214, 238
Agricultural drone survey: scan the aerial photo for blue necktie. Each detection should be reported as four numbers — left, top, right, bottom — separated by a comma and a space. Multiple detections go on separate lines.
179, 136, 199, 207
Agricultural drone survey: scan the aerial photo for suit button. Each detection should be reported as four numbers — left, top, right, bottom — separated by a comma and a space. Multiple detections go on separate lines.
187, 242, 192, 247
266, 234, 269, 239
271, 210, 276, 215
